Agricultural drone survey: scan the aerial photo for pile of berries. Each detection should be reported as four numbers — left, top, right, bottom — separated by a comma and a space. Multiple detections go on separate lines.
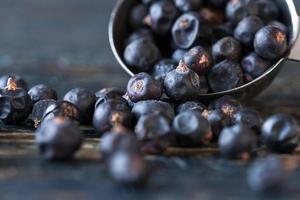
0, 73, 299, 191
123, 0, 289, 94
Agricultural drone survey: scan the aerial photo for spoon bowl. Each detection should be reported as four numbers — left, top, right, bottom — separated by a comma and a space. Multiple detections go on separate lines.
109, 0, 300, 100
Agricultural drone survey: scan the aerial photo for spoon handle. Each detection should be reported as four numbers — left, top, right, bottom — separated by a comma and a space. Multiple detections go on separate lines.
288, 20, 300, 61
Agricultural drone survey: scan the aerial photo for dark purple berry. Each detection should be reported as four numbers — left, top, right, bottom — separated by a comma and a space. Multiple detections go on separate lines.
254, 25, 288, 60
241, 52, 271, 79
36, 117, 83, 160
234, 16, 263, 47
202, 109, 232, 141
172, 13, 212, 49
93, 99, 132, 134
0, 78, 32, 125
135, 114, 173, 154
42, 100, 80, 123
124, 38, 160, 72
248, 156, 285, 192
95, 87, 124, 101
100, 126, 140, 159
208, 60, 244, 93
209, 95, 242, 117
31, 99, 56, 128
183, 46, 213, 76
28, 84, 58, 104
262, 114, 300, 153
219, 124, 257, 159
212, 36, 242, 62
233, 107, 263, 132
151, 59, 177, 82
127, 72, 163, 102
147, 0, 179, 36
173, 110, 212, 147
63, 88, 96, 125
164, 61, 201, 101
176, 100, 206, 114
132, 100, 175, 122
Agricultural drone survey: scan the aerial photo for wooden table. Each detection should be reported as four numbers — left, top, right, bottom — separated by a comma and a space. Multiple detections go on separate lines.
1, 1, 300, 199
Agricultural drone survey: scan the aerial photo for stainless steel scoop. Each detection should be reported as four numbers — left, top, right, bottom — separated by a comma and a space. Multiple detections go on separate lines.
109, 0, 300, 99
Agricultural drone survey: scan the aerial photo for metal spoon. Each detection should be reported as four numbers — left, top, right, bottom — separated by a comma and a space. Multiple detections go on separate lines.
109, 0, 300, 100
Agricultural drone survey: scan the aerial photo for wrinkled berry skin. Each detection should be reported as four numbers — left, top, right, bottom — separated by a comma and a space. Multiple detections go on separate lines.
148, 1, 179, 36
212, 37, 241, 62
248, 156, 285, 193
42, 101, 80, 124
173, 111, 212, 147
126, 28, 154, 45
255, 0, 279, 23
124, 39, 160, 72
210, 95, 242, 118
233, 108, 263, 132
254, 25, 288, 60
151, 59, 177, 82
261, 114, 300, 153
63, 88, 96, 125
176, 101, 206, 114
95, 87, 124, 101
226, 0, 259, 24
0, 87, 32, 125
172, 13, 212, 49
164, 62, 201, 101
28, 84, 58, 104
31, 99, 56, 128
132, 100, 175, 122
36, 117, 83, 160
173, 0, 203, 12
130, 4, 148, 29
183, 46, 212, 76
234, 16, 263, 47
135, 114, 173, 154
0, 75, 28, 91
241, 52, 271, 80
109, 151, 149, 186
127, 72, 163, 102
218, 124, 257, 159
208, 60, 244, 93
93, 99, 132, 134
100, 127, 140, 159
172, 49, 188, 62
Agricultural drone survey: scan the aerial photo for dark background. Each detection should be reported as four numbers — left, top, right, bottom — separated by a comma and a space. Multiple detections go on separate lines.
1, 1, 300, 200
